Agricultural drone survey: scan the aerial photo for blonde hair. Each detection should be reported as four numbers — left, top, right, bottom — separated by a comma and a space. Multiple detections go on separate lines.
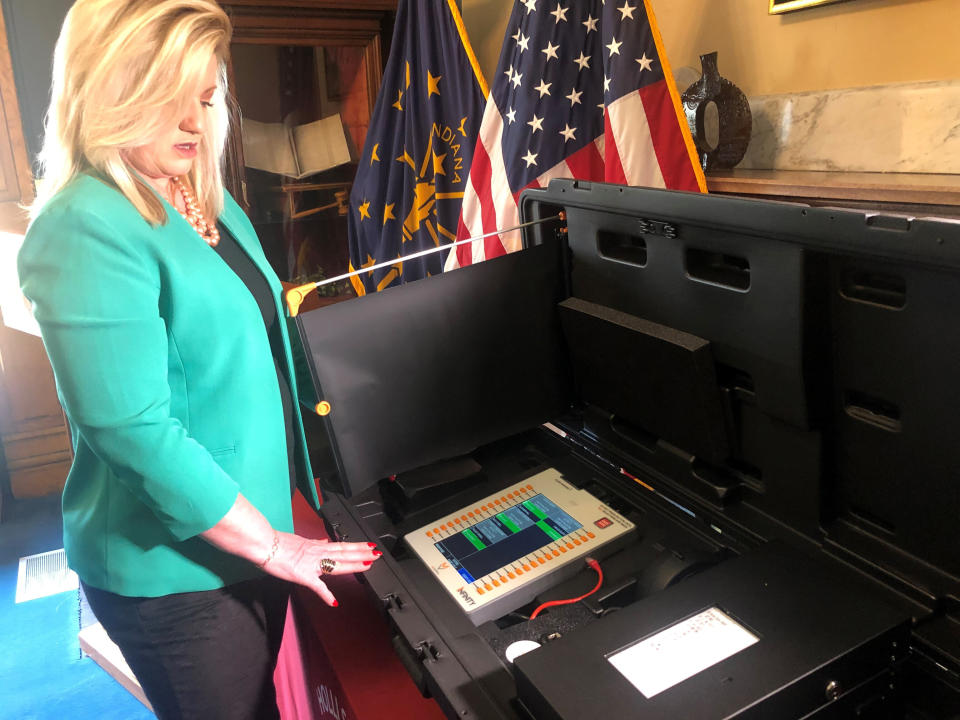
31, 0, 232, 225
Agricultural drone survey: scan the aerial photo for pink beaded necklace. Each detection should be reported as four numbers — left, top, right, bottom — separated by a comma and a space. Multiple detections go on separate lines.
171, 177, 220, 247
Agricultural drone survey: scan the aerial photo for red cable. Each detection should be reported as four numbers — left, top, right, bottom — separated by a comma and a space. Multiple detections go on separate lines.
529, 557, 603, 620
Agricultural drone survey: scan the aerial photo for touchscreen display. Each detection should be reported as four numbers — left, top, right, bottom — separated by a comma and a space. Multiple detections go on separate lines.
434, 494, 582, 583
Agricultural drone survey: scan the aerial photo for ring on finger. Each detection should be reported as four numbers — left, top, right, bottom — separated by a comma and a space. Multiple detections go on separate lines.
319, 557, 338, 575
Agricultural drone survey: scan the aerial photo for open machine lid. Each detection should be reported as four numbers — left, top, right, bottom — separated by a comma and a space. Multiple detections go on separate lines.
294, 239, 571, 498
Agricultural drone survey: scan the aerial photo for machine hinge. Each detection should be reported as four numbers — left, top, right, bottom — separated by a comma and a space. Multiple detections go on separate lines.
382, 593, 405, 612
637, 218, 678, 239
415, 639, 441, 663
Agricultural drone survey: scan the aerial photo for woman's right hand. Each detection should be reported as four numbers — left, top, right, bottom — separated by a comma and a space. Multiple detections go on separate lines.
265, 532, 382, 607
200, 494, 382, 608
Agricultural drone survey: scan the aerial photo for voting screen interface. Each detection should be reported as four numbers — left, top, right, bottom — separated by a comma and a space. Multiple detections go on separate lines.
434, 494, 583, 584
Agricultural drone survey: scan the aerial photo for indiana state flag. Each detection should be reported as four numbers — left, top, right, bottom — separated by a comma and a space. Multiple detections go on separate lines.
347, 0, 488, 295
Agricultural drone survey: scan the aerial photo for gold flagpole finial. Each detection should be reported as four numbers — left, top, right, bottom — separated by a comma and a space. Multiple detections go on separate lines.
285, 282, 317, 317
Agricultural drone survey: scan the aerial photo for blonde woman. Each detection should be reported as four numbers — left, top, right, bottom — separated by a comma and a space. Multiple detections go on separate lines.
17, 1, 380, 717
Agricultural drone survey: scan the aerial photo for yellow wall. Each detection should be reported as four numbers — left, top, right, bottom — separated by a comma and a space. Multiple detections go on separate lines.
462, 0, 960, 97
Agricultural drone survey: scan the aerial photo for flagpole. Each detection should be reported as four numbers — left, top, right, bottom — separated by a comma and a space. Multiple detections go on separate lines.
285, 214, 564, 316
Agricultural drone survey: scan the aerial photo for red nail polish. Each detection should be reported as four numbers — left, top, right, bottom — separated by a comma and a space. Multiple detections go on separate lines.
373, 550, 383, 557
367, 543, 377, 548
332, 600, 339, 607
363, 560, 372, 566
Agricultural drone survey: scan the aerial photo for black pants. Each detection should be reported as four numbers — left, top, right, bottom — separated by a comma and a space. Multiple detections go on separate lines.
82, 577, 290, 720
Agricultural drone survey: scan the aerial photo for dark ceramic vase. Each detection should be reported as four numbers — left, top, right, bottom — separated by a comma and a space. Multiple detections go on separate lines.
681, 52, 752, 171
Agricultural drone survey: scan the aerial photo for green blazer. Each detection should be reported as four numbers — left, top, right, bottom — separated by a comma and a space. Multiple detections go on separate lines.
18, 174, 321, 597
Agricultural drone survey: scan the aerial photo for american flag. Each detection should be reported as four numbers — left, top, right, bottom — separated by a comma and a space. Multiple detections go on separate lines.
446, 0, 705, 270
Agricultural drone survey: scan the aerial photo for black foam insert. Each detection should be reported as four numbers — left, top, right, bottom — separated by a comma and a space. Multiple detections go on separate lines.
558, 297, 729, 464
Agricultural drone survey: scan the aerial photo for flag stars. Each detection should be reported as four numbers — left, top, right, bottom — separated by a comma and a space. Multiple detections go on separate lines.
606, 37, 623, 56
566, 87, 583, 106
535, 79, 552, 97
603, 75, 611, 92
573, 52, 591, 71
550, 3, 569, 22
542, 41, 560, 62
522, 149, 538, 167
396, 149, 416, 170
512, 71, 523, 88
559, 124, 576, 142
358, 200, 371, 220
427, 70, 442, 97
383, 203, 396, 225
582, 14, 598, 33
369, 143, 380, 165
528, 114, 544, 133
504, 67, 514, 83
636, 53, 655, 71
506, 107, 517, 124
392, 90, 404, 111
522, 0, 537, 14
618, 1, 636, 20
517, 33, 530, 52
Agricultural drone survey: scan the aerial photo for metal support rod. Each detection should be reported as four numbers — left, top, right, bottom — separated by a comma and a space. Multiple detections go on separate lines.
285, 214, 563, 316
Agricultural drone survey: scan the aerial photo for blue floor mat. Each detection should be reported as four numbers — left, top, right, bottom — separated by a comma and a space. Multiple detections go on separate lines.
0, 496, 154, 720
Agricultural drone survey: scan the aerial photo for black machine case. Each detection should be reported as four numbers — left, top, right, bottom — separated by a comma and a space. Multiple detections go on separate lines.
293, 180, 960, 719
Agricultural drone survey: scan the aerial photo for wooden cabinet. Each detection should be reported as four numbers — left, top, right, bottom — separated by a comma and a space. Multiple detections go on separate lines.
0, 6, 73, 505
220, 0, 394, 287
0, 322, 73, 500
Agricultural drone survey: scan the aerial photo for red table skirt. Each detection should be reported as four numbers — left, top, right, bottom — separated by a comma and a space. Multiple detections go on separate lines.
274, 491, 447, 720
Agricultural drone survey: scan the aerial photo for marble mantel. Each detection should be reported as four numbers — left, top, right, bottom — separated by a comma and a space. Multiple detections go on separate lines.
736, 80, 960, 174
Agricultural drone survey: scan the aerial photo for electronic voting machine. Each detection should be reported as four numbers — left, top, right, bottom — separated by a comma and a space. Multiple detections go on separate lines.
294, 179, 960, 719
404, 470, 634, 626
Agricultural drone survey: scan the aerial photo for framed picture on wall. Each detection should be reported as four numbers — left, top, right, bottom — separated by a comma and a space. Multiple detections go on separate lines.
769, 0, 850, 13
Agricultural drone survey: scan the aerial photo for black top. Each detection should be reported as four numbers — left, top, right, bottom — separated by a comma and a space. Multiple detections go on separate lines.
213, 226, 296, 492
